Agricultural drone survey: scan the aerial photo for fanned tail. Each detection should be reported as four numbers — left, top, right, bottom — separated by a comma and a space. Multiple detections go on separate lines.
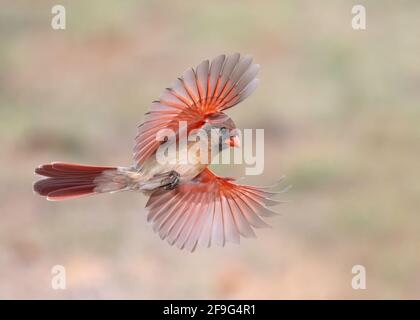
33, 162, 127, 201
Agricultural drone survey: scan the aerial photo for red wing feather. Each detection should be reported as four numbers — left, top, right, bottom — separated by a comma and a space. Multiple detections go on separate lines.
145, 168, 283, 252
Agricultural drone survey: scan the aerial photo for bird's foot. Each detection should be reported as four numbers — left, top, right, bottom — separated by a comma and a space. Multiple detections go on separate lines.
161, 171, 180, 190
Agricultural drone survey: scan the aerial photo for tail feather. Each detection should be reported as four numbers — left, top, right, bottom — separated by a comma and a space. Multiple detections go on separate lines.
34, 162, 119, 201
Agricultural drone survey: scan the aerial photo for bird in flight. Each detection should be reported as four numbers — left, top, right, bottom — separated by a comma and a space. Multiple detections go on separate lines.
33, 53, 285, 252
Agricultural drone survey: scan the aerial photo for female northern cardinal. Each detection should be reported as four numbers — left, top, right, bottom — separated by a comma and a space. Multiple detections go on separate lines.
34, 53, 284, 251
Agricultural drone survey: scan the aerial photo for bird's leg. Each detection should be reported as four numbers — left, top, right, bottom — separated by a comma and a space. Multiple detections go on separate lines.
140, 171, 180, 191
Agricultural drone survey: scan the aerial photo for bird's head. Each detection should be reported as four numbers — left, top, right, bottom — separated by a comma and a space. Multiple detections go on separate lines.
203, 112, 241, 150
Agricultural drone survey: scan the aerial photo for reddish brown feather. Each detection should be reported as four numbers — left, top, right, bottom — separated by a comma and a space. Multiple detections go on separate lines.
34, 163, 116, 201
146, 168, 280, 252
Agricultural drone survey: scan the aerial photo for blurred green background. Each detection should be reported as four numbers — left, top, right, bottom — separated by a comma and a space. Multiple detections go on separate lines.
1, 0, 419, 299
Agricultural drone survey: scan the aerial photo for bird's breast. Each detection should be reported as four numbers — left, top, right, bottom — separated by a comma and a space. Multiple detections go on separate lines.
138, 142, 209, 183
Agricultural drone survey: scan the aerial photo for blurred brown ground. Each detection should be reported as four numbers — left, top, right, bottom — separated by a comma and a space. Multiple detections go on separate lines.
0, 0, 419, 299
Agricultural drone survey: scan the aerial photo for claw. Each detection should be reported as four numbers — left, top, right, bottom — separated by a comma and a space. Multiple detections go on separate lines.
139, 170, 181, 191
162, 171, 180, 190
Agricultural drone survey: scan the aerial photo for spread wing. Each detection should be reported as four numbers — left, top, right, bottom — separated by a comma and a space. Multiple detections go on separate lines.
133, 53, 260, 167
145, 168, 285, 252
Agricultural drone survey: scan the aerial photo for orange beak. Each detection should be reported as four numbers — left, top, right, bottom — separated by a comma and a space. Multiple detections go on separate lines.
226, 135, 241, 148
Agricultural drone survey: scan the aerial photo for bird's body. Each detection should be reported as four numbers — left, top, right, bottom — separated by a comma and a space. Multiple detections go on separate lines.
34, 53, 284, 251
138, 139, 208, 184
